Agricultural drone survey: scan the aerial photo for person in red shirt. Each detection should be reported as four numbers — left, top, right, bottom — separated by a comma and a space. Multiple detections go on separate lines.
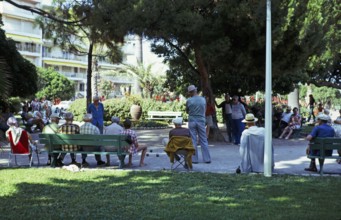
205, 96, 216, 139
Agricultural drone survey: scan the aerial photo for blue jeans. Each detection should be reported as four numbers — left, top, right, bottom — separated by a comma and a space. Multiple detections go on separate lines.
188, 120, 211, 163
231, 118, 245, 145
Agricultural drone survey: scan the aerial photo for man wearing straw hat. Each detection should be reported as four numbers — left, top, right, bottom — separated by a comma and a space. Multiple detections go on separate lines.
238, 113, 273, 173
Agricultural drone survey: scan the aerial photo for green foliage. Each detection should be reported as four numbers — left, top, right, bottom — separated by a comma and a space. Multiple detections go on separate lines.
102, 97, 188, 122
68, 98, 87, 122
69, 97, 188, 122
90, 0, 339, 96
0, 58, 11, 99
299, 84, 341, 107
99, 80, 113, 99
36, 67, 74, 100
0, 18, 37, 98
7, 97, 22, 113
1, 169, 341, 219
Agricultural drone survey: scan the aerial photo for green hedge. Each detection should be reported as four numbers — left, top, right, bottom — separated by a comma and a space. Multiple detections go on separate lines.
68, 98, 189, 122
68, 97, 238, 125
68, 97, 226, 123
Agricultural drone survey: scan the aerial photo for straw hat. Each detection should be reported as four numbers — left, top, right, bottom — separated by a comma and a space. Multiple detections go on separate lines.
242, 113, 258, 123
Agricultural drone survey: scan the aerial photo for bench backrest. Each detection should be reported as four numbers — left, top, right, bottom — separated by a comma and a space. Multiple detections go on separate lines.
147, 111, 182, 116
39, 133, 129, 149
310, 137, 341, 154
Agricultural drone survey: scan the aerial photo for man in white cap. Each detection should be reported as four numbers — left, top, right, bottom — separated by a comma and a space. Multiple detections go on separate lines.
238, 113, 273, 173
42, 113, 61, 166
169, 117, 190, 138
87, 96, 104, 134
104, 116, 124, 166
80, 113, 106, 167
186, 85, 211, 164
164, 117, 195, 170
305, 113, 335, 172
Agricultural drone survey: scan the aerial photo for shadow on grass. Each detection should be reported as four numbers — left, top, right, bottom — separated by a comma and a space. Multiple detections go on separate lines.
0, 169, 341, 219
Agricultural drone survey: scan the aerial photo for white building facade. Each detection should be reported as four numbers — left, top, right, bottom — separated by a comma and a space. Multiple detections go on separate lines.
0, 0, 151, 99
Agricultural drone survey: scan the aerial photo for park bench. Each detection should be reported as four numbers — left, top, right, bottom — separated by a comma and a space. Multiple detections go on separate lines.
147, 111, 182, 121
308, 137, 341, 175
39, 133, 130, 168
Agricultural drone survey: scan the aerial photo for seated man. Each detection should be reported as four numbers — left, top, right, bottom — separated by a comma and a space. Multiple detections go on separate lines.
238, 113, 274, 173
80, 114, 106, 167
164, 117, 195, 170
121, 118, 147, 167
42, 113, 62, 166
305, 113, 335, 172
21, 106, 44, 132
57, 112, 79, 165
103, 116, 124, 166
277, 106, 292, 137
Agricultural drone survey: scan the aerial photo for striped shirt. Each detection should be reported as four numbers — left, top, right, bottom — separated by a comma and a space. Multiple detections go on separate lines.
58, 122, 80, 151
80, 122, 100, 135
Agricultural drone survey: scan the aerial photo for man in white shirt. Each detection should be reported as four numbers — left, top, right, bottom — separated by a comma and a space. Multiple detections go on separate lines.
237, 113, 274, 173
104, 116, 124, 166
277, 106, 292, 137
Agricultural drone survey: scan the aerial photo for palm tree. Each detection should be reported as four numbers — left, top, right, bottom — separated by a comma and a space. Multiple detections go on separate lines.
0, 58, 11, 100
103, 61, 165, 99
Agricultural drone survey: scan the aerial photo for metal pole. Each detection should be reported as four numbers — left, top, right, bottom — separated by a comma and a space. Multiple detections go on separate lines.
264, 0, 272, 177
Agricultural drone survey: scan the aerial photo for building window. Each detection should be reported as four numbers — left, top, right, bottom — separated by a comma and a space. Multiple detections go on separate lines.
79, 83, 85, 91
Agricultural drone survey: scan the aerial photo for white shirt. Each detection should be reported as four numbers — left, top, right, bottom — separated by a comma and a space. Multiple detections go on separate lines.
104, 123, 124, 135
281, 112, 292, 123
239, 126, 273, 173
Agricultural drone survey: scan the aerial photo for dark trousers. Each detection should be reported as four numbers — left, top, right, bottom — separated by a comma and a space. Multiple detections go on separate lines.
225, 114, 233, 142
277, 120, 289, 137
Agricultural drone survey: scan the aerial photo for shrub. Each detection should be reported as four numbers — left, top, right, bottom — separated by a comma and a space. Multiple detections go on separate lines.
69, 97, 227, 124
68, 98, 87, 121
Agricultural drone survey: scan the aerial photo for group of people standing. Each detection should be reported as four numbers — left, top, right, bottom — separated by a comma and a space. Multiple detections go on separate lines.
215, 93, 247, 145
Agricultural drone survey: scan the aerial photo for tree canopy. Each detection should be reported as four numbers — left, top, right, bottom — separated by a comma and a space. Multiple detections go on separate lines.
4, 0, 340, 98
35, 0, 124, 106
36, 67, 74, 100
92, 0, 339, 97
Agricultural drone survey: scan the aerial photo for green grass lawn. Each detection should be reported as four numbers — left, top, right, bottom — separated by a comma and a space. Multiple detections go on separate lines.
0, 169, 340, 220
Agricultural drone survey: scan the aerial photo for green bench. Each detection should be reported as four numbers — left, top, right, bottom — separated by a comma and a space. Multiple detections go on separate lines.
308, 137, 341, 175
39, 133, 130, 168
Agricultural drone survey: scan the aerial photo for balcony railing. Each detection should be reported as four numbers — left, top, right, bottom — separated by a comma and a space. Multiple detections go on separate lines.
43, 53, 87, 62
62, 72, 87, 79
16, 43, 40, 53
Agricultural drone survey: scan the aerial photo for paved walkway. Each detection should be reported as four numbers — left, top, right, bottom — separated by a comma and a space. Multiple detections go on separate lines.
1, 126, 341, 176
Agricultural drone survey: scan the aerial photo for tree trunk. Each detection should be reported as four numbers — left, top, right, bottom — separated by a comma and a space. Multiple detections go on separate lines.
193, 46, 212, 98
86, 43, 93, 108
193, 45, 225, 142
